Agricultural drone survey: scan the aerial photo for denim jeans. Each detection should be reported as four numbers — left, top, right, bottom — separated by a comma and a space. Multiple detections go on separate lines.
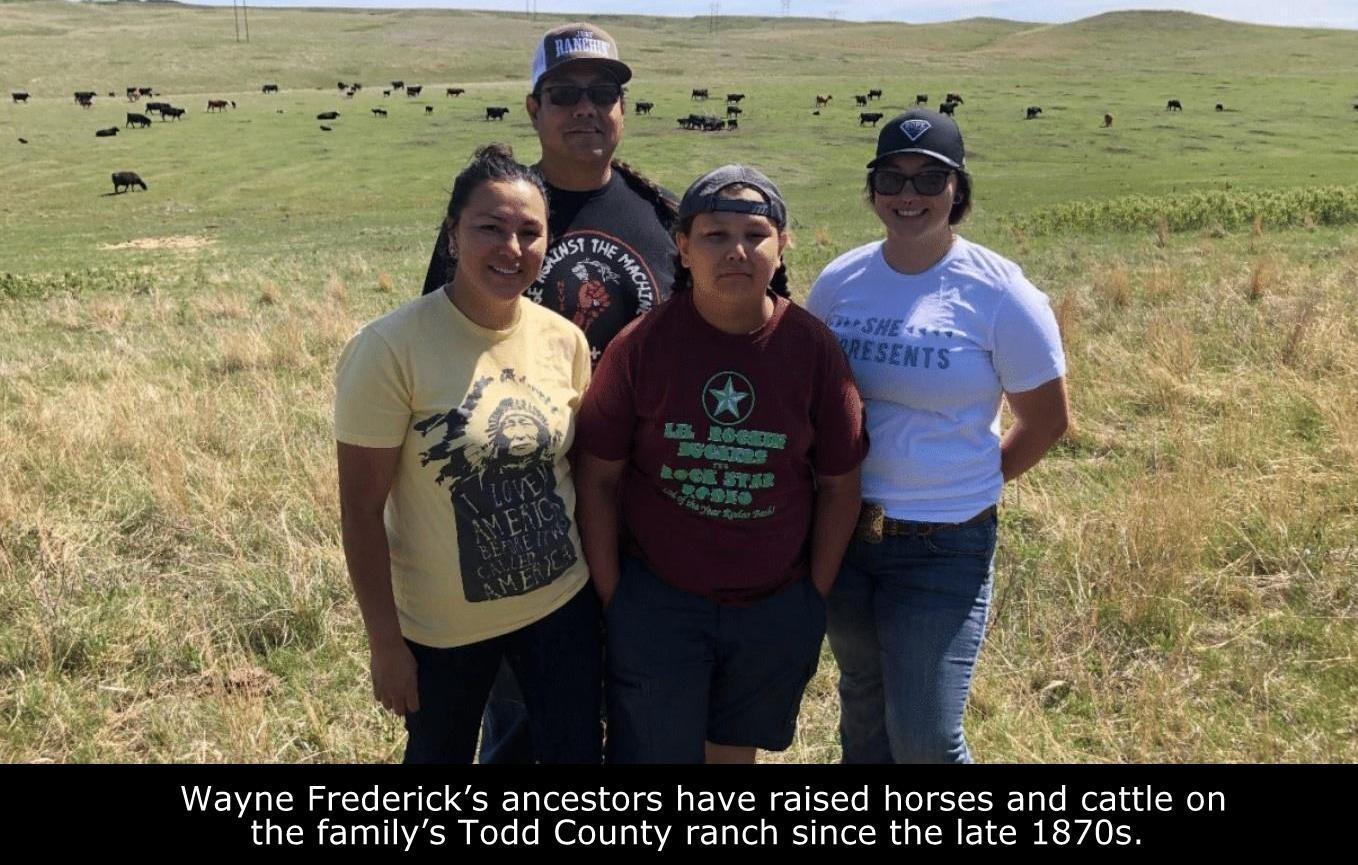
402, 585, 602, 764
825, 513, 997, 764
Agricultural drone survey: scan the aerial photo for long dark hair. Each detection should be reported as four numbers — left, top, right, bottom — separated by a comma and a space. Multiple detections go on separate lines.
443, 143, 549, 232
669, 183, 791, 298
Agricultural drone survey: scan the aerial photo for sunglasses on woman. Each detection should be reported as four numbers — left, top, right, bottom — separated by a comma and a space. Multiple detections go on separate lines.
869, 168, 953, 197
538, 83, 623, 107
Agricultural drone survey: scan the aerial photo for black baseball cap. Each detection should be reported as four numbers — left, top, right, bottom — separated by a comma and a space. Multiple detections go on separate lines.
868, 109, 966, 170
530, 23, 632, 91
678, 165, 788, 229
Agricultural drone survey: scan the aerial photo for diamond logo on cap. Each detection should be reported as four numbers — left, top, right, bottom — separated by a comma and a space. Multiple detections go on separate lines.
900, 119, 932, 141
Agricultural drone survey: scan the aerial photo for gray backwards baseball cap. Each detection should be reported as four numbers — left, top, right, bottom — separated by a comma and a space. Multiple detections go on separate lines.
868, 109, 966, 170
530, 23, 632, 91
678, 165, 788, 229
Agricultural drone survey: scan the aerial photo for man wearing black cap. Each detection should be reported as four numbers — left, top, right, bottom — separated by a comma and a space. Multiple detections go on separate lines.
420, 22, 677, 764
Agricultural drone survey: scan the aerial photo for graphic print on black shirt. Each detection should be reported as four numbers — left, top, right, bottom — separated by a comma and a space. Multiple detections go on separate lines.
422, 171, 676, 362
414, 371, 576, 602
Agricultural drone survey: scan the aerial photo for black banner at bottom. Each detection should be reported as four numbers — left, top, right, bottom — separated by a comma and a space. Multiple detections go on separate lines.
9, 764, 1348, 856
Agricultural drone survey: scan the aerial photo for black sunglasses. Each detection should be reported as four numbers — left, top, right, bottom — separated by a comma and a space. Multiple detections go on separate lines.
870, 168, 954, 197
538, 83, 622, 108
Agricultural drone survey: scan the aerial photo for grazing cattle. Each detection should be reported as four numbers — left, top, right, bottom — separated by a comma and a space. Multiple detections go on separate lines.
946, 92, 964, 104
915, 93, 928, 105
95, 127, 119, 137
485, 106, 510, 121
425, 105, 433, 114
939, 101, 957, 115
446, 87, 466, 97
726, 105, 742, 117
391, 80, 405, 90
111, 171, 147, 193
691, 88, 709, 100
1166, 99, 1183, 110
161, 106, 185, 121
207, 99, 230, 112
1215, 103, 1224, 111
319, 125, 332, 132
855, 94, 868, 106
262, 84, 279, 94
1103, 113, 1114, 127
406, 85, 423, 97
1026, 106, 1042, 119
815, 94, 833, 107
371, 107, 387, 117
635, 101, 654, 115
12, 92, 29, 103
317, 111, 340, 120
125, 113, 151, 128
868, 88, 883, 100
859, 112, 884, 126
726, 93, 745, 103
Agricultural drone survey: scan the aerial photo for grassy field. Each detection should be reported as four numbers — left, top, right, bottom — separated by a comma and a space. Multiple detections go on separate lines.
1, 1, 1356, 762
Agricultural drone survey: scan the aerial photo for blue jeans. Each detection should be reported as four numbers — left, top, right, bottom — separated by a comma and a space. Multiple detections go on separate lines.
402, 585, 602, 764
825, 513, 997, 764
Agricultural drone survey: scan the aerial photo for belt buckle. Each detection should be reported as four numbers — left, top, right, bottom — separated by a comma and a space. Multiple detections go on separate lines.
856, 502, 885, 544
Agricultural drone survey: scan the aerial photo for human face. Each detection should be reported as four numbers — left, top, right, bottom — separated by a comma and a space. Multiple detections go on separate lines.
527, 65, 624, 170
870, 153, 957, 250
500, 414, 541, 457
448, 179, 548, 307
676, 188, 788, 302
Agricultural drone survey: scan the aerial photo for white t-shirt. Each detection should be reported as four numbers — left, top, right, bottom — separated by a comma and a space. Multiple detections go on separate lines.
807, 237, 1066, 522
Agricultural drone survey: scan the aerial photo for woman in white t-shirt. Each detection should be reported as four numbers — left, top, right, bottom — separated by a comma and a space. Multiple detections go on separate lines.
807, 109, 1071, 763
334, 144, 600, 763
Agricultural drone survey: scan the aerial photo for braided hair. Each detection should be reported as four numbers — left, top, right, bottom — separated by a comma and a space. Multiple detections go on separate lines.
669, 183, 792, 298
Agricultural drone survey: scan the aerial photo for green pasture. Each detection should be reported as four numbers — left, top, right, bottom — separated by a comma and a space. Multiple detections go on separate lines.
1, 3, 1357, 763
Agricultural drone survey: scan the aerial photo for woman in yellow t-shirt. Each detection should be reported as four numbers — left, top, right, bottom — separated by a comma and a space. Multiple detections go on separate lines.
334, 144, 599, 763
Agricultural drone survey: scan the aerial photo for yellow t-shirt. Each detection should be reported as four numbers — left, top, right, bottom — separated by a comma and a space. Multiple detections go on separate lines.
334, 290, 592, 648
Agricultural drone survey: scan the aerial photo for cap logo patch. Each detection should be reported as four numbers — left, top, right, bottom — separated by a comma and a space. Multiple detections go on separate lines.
900, 119, 931, 141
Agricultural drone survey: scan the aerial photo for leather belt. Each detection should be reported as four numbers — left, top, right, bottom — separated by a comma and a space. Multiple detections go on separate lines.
855, 504, 996, 543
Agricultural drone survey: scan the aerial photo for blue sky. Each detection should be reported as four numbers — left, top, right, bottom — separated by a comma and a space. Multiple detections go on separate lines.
186, 1, 1358, 30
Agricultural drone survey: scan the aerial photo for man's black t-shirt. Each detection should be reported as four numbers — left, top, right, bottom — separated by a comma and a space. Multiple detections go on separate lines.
422, 170, 677, 364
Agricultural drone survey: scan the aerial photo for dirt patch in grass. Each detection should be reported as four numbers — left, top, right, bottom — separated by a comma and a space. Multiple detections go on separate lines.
100, 236, 215, 252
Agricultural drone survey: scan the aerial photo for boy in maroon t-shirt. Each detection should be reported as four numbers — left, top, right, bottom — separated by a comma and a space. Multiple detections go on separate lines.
576, 166, 867, 764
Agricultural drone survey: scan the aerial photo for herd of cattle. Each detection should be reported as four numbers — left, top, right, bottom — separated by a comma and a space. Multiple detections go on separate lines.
11, 79, 1356, 195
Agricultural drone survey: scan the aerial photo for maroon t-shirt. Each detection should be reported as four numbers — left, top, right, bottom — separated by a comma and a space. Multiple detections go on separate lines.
577, 291, 867, 603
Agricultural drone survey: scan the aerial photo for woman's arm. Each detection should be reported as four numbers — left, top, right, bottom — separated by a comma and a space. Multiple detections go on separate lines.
1000, 376, 1070, 482
574, 452, 627, 607
810, 466, 863, 598
337, 442, 419, 716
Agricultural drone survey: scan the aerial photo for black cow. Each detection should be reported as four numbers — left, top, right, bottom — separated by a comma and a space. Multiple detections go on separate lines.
95, 127, 119, 137
446, 88, 465, 97
406, 85, 423, 97
635, 101, 654, 115
317, 111, 340, 120
111, 171, 147, 193
859, 112, 884, 126
855, 95, 868, 106
1215, 103, 1224, 111
1167, 99, 1183, 110
372, 107, 387, 117
939, 101, 957, 115
425, 105, 433, 114
262, 84, 279, 94
726, 105, 742, 117
485, 106, 510, 120
1026, 106, 1042, 119
868, 88, 883, 100
946, 92, 964, 104
726, 93, 745, 103
125, 113, 151, 128
691, 88, 709, 100
915, 94, 928, 105
11, 92, 28, 103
